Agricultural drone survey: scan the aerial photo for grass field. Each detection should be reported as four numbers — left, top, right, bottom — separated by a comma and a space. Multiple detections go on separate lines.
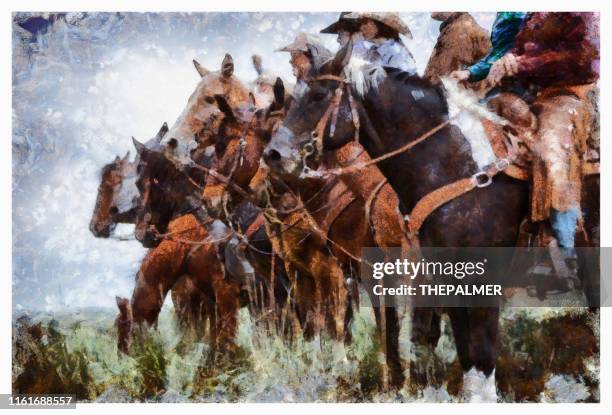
12, 302, 599, 403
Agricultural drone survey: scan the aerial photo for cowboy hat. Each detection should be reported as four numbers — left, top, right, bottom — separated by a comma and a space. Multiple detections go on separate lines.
321, 12, 412, 39
277, 32, 333, 70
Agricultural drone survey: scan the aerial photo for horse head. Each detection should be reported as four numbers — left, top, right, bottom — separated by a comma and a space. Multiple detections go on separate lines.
204, 78, 287, 218
263, 40, 355, 178
161, 54, 252, 167
89, 151, 138, 237
132, 133, 206, 248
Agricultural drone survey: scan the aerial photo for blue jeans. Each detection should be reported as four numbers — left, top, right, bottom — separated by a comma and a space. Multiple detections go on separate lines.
550, 208, 580, 251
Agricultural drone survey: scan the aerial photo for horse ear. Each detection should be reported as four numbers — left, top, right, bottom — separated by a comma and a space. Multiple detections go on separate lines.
114, 155, 121, 163
122, 151, 130, 162
325, 38, 353, 75
156, 122, 169, 141
273, 77, 285, 107
252, 54, 263, 76
115, 296, 126, 308
132, 137, 146, 155
248, 92, 257, 107
193, 59, 209, 77
221, 53, 234, 78
214, 95, 235, 121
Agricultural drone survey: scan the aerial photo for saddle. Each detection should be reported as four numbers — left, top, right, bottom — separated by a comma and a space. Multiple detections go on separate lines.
482, 88, 599, 222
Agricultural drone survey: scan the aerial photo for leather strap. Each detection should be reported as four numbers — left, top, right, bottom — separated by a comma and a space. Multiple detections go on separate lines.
406, 178, 477, 240
406, 159, 514, 241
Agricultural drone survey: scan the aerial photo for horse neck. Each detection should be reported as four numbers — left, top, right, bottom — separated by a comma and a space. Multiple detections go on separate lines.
357, 75, 478, 203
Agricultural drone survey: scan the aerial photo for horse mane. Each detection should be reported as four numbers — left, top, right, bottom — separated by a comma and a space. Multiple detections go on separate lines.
375, 66, 449, 115
343, 58, 447, 114
385, 67, 432, 88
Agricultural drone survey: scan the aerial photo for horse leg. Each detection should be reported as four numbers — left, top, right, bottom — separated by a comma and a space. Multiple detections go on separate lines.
409, 307, 438, 392
454, 307, 499, 403
122, 239, 187, 352
312, 249, 347, 342
295, 270, 317, 340
385, 306, 404, 388
343, 294, 354, 344
212, 276, 241, 356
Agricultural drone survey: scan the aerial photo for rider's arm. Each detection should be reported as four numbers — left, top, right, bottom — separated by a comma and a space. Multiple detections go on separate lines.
466, 12, 526, 82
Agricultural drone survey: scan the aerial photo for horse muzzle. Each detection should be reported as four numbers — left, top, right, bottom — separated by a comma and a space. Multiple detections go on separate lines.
89, 219, 113, 238
264, 126, 302, 175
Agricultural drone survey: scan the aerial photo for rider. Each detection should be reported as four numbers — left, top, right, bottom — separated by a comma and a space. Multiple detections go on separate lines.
453, 13, 600, 266
424, 12, 491, 85
449, 12, 526, 85
320, 12, 417, 74
277, 32, 333, 99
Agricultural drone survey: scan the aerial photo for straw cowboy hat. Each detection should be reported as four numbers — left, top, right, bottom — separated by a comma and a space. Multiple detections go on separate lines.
277, 32, 333, 69
320, 12, 412, 39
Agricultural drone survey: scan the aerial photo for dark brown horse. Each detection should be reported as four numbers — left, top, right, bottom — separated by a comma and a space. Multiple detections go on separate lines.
263, 43, 529, 401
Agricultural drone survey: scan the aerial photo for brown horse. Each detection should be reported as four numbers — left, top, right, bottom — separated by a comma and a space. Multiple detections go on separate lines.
160, 54, 252, 166
205, 81, 407, 388
204, 86, 353, 343
202, 87, 293, 335
263, 42, 529, 401
88, 126, 217, 351
90, 151, 138, 238
115, 214, 237, 355
90, 122, 168, 238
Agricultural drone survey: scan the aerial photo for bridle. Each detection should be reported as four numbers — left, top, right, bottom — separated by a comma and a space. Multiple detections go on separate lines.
301, 74, 361, 177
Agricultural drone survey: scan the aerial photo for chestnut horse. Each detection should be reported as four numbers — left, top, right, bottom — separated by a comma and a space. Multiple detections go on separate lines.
205, 80, 407, 386
88, 129, 214, 346
90, 151, 138, 238
115, 213, 234, 355
263, 43, 529, 401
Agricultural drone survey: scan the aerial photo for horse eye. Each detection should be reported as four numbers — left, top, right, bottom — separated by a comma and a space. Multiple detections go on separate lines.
205, 96, 215, 104
109, 206, 119, 215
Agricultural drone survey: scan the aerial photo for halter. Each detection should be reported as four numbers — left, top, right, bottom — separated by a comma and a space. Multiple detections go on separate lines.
302, 75, 361, 175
